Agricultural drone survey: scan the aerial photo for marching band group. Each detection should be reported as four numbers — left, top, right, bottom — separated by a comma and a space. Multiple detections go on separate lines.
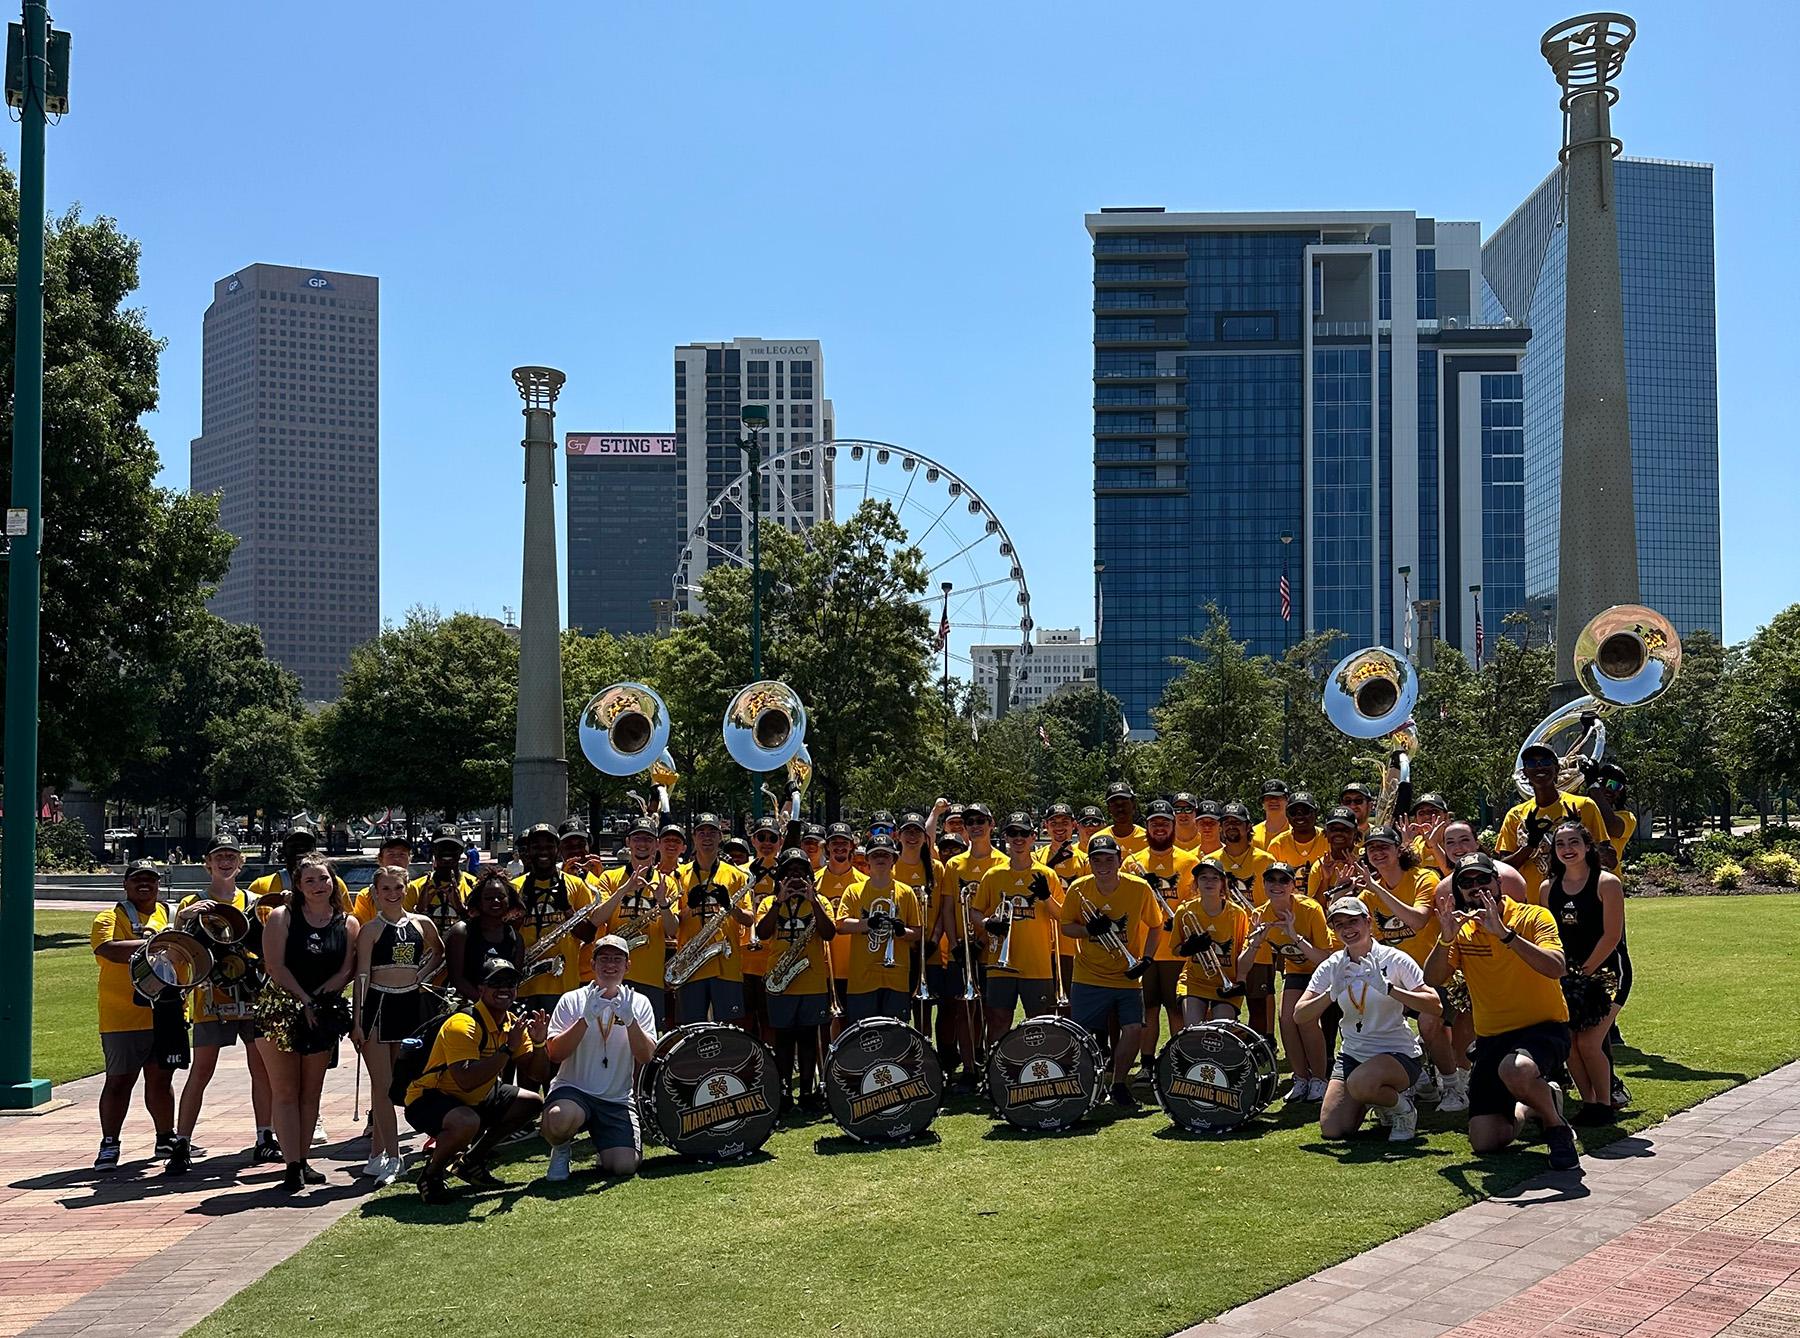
88, 606, 1669, 1198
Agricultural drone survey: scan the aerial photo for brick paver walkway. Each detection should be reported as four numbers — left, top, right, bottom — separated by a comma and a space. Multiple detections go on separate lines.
1, 1050, 378, 1337
1186, 1060, 1800, 1338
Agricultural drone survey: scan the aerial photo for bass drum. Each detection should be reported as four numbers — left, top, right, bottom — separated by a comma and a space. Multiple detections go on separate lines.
1154, 1020, 1279, 1132
636, 1022, 781, 1162
823, 1017, 943, 1143
985, 1014, 1103, 1132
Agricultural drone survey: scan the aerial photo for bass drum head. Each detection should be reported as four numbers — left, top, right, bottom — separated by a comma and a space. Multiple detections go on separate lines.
823, 1017, 943, 1143
985, 1014, 1102, 1132
1210, 1017, 1280, 1110
635, 1023, 780, 1162
1154, 1022, 1278, 1132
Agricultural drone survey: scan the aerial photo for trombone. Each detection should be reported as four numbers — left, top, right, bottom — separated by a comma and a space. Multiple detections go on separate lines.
1123, 855, 1176, 930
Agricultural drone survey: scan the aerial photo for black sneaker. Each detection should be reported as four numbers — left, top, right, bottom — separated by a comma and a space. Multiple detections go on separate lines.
164, 1135, 192, 1176
1573, 1103, 1615, 1128
1546, 1124, 1581, 1172
797, 1089, 826, 1113
417, 1172, 453, 1204
299, 1162, 327, 1185
1610, 1075, 1631, 1109
454, 1159, 504, 1190
281, 1164, 306, 1194
93, 1137, 121, 1172
153, 1132, 177, 1160
1110, 1082, 1139, 1111
251, 1136, 284, 1165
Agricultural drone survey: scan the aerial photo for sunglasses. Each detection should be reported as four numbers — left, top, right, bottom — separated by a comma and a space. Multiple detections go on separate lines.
869, 825, 894, 838
1172, 805, 1196, 815
1077, 818, 1103, 828
1264, 872, 1294, 885
752, 831, 780, 842
964, 816, 991, 826
1458, 873, 1495, 887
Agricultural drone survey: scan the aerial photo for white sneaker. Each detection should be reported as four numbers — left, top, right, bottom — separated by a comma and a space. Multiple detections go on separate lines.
374, 1154, 403, 1187
1388, 1093, 1418, 1142
360, 1153, 385, 1178
1438, 1070, 1470, 1113
1373, 1100, 1394, 1128
312, 1118, 328, 1146
1284, 1079, 1309, 1103
546, 1142, 573, 1183
1413, 1070, 1439, 1102
1306, 1077, 1328, 1101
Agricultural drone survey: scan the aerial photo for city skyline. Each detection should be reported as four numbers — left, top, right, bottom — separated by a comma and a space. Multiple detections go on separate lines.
43, 4, 1793, 651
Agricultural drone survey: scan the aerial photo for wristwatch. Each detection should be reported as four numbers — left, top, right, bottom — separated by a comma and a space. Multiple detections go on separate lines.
1500, 927, 1518, 944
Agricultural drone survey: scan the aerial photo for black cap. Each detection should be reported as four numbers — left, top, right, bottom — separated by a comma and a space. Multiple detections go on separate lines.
1077, 805, 1104, 823
1452, 852, 1499, 886
751, 816, 782, 836
945, 803, 966, 818
936, 831, 968, 852
1045, 802, 1074, 820
1194, 856, 1226, 878
1087, 834, 1121, 857
693, 812, 724, 832
558, 819, 588, 839
521, 822, 559, 843
1220, 802, 1252, 823
802, 824, 826, 842
659, 822, 687, 840
898, 810, 927, 831
775, 848, 813, 877
1196, 800, 1222, 820
1144, 799, 1175, 820
1413, 793, 1449, 814
122, 858, 161, 882
1340, 782, 1375, 800
287, 820, 318, 838
1001, 811, 1035, 835
866, 834, 899, 856
721, 835, 751, 856
1323, 806, 1359, 831
378, 830, 413, 850
430, 824, 462, 848
869, 810, 896, 828
964, 802, 993, 821
281, 825, 318, 853
1287, 790, 1320, 814
1261, 778, 1290, 797
1264, 861, 1298, 881
1105, 781, 1134, 800
1365, 824, 1402, 847
627, 817, 659, 838
826, 822, 855, 841
1172, 792, 1198, 809
1521, 743, 1559, 765
205, 833, 240, 856
480, 958, 522, 986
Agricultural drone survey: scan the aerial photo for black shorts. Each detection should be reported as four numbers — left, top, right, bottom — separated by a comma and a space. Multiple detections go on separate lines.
1281, 973, 1312, 993
364, 989, 422, 1044
1469, 1022, 1571, 1119
405, 1080, 520, 1138
1611, 946, 1633, 1008
1244, 962, 1275, 999
1139, 960, 1182, 1011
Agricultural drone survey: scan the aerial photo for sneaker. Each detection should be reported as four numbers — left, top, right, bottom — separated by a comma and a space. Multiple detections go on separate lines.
1306, 1078, 1328, 1102
1610, 1075, 1631, 1109
1546, 1123, 1581, 1172
417, 1171, 453, 1204
282, 1163, 306, 1194
1413, 1070, 1439, 1102
1438, 1070, 1470, 1114
1388, 1094, 1418, 1142
164, 1135, 192, 1176
311, 1117, 328, 1146
454, 1159, 504, 1190
94, 1137, 121, 1172
154, 1132, 177, 1160
375, 1155, 403, 1188
360, 1153, 387, 1178
1109, 1082, 1139, 1111
545, 1143, 573, 1183
251, 1135, 284, 1166
1284, 1079, 1309, 1103
1373, 1100, 1394, 1128
499, 1126, 536, 1148
299, 1162, 327, 1185
1520, 1080, 1563, 1137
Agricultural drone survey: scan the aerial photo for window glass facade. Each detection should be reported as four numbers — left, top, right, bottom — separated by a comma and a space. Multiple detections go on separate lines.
1480, 373, 1527, 628
1312, 348, 1374, 648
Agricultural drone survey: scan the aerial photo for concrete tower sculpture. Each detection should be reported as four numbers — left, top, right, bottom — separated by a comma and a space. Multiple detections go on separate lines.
1541, 13, 1642, 686
511, 366, 569, 830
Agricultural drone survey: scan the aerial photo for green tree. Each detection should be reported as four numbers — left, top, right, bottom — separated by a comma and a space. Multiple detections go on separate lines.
1723, 605, 1800, 809
108, 614, 308, 836
209, 703, 315, 827
1138, 606, 1281, 803
1608, 628, 1728, 838
311, 610, 517, 823
0, 168, 236, 791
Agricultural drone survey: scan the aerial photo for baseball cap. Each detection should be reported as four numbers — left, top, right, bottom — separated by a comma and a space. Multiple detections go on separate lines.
592, 933, 632, 956
898, 810, 928, 831
1521, 743, 1558, 765
721, 835, 751, 859
802, 823, 826, 842
558, 819, 588, 839
866, 834, 899, 856
825, 822, 855, 841
1196, 800, 1222, 820
869, 810, 896, 829
936, 831, 969, 852
1261, 779, 1290, 798
659, 822, 687, 841
627, 817, 658, 838
964, 802, 993, 821
1220, 801, 1252, 823
1263, 861, 1298, 882
1413, 793, 1449, 814
1001, 811, 1035, 835
1364, 824, 1402, 847
379, 830, 413, 851
693, 812, 724, 832
751, 816, 782, 836
122, 858, 161, 882
1287, 791, 1320, 814
775, 848, 814, 875
1340, 782, 1375, 801
1087, 834, 1121, 857
1452, 852, 1499, 886
205, 833, 240, 856
1045, 802, 1074, 820
1077, 806, 1104, 824
1326, 896, 1370, 921
521, 822, 559, 843
1144, 799, 1175, 821
1322, 806, 1359, 831
1105, 780, 1134, 800
1194, 856, 1226, 878
480, 958, 522, 986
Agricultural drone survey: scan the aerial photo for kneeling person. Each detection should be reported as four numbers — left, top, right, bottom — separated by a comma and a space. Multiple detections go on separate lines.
540, 936, 658, 1182
1299, 898, 1440, 1142
403, 959, 551, 1202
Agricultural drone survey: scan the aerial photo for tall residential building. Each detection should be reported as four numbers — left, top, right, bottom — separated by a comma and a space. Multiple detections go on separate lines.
566, 433, 681, 635
673, 338, 833, 609
1482, 158, 1722, 641
190, 264, 380, 699
1088, 209, 1528, 736
971, 627, 1096, 717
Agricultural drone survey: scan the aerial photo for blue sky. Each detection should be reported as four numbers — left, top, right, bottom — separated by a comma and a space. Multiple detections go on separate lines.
43, 0, 1797, 644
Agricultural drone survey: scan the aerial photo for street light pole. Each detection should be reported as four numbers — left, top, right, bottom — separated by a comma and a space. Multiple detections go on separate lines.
741, 403, 768, 819
1, 0, 55, 1109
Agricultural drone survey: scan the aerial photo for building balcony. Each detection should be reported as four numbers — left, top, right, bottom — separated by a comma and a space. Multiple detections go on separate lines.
1094, 421, 1185, 439
1094, 296, 1188, 315
1095, 452, 1187, 467
1093, 238, 1188, 259
1095, 330, 1189, 348
1093, 395, 1186, 409
1093, 366, 1186, 383
1313, 320, 1374, 338
1094, 269, 1188, 287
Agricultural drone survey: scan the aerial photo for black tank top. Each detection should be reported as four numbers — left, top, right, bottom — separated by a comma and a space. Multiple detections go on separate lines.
286, 907, 348, 995
460, 919, 524, 985
1546, 865, 1611, 969
369, 915, 425, 971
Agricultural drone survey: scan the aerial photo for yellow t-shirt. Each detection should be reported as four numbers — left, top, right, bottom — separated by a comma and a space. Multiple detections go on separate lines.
248, 868, 350, 914
756, 891, 833, 995
403, 1000, 533, 1105
1447, 898, 1570, 1036
815, 865, 867, 983
1262, 894, 1330, 978
1056, 873, 1154, 989
1609, 809, 1638, 876
92, 900, 170, 1034
971, 863, 1064, 979
1251, 818, 1290, 850
1268, 830, 1332, 897
392, 870, 477, 936
1035, 838, 1090, 887
943, 847, 1008, 965
596, 863, 671, 989
510, 870, 596, 999
177, 888, 253, 1026
1125, 846, 1199, 962
671, 860, 751, 985
1305, 850, 1368, 907
1171, 897, 1251, 1002
1497, 792, 1609, 904
733, 857, 777, 978
1362, 867, 1442, 967
836, 880, 921, 995
1104, 824, 1149, 859
896, 849, 948, 968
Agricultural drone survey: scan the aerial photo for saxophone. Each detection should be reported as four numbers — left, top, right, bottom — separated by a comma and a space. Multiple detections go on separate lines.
522, 895, 609, 981
615, 868, 671, 949
764, 900, 817, 996
665, 882, 740, 987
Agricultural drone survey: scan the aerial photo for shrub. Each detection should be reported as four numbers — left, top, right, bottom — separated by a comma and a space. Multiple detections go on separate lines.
1744, 850, 1800, 887
35, 816, 97, 872
1711, 861, 1745, 891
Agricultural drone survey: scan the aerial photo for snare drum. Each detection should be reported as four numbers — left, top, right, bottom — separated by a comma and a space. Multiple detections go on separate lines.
823, 1017, 943, 1143
128, 930, 214, 1004
1154, 1020, 1279, 1132
636, 1022, 781, 1162
984, 1014, 1103, 1132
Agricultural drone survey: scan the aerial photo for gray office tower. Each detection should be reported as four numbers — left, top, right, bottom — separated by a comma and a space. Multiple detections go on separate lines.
566, 433, 681, 634
1483, 159, 1722, 640
1090, 210, 1528, 736
190, 264, 380, 699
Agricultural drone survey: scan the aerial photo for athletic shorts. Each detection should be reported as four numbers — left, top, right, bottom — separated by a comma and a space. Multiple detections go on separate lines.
192, 1019, 256, 1049
100, 1030, 159, 1076
742, 973, 767, 1023
1139, 961, 1182, 1011
1282, 972, 1313, 993
1469, 1021, 1572, 1119
405, 1080, 520, 1138
1244, 962, 1276, 999
766, 990, 831, 1030
1331, 1050, 1423, 1088
1069, 983, 1143, 1036
678, 976, 745, 1024
983, 975, 1055, 1019
926, 962, 967, 1000
1610, 947, 1633, 1008
844, 988, 911, 1023
547, 1086, 641, 1155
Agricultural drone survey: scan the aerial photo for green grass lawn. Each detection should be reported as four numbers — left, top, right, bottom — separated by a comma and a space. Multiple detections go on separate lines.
34, 910, 103, 1085
173, 896, 1799, 1337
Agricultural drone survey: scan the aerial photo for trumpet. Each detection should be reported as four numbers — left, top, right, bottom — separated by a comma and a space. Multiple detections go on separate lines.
990, 896, 1017, 970
955, 884, 981, 1002
1072, 885, 1141, 974
1177, 908, 1244, 996
865, 895, 898, 969
1124, 856, 1176, 928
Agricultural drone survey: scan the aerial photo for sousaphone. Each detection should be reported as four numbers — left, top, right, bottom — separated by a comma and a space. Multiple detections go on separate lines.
723, 680, 812, 821
1322, 644, 1420, 824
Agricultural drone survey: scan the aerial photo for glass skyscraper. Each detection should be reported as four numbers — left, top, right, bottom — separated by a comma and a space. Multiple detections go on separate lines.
1482, 158, 1721, 640
1089, 210, 1528, 735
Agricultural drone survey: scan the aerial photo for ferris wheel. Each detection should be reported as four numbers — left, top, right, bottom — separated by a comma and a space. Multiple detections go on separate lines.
671, 439, 1036, 703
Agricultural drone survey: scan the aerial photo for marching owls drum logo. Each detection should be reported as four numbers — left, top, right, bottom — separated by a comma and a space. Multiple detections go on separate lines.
1002, 1026, 1086, 1108
825, 1020, 943, 1141
1165, 1035, 1246, 1114
666, 1032, 773, 1140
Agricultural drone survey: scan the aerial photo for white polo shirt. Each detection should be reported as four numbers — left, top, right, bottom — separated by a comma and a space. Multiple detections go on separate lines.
1305, 942, 1423, 1061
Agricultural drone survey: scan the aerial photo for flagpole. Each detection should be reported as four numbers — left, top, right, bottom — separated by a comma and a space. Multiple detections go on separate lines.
1469, 584, 1483, 669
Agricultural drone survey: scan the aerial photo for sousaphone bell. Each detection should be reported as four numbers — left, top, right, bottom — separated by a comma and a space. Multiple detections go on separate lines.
579, 682, 679, 785
1322, 645, 1420, 823
723, 680, 812, 820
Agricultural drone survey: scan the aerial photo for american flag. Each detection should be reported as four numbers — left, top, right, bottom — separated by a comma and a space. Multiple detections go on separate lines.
936, 589, 950, 652
1279, 572, 1291, 622
1038, 723, 1052, 750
